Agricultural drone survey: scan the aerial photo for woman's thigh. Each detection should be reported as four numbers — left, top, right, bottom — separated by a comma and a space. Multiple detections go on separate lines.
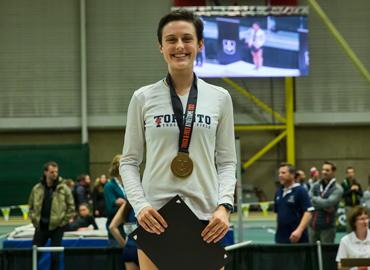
138, 249, 159, 270
137, 249, 225, 270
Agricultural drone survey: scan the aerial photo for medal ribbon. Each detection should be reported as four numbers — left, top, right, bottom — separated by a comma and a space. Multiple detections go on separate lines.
166, 73, 198, 153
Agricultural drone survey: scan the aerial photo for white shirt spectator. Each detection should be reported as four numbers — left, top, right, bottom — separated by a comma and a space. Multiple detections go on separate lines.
336, 229, 370, 270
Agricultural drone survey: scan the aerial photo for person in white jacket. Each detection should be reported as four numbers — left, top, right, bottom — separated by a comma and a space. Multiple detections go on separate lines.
246, 22, 266, 70
119, 9, 237, 270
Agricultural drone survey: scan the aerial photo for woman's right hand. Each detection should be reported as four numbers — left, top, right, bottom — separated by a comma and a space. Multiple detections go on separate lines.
138, 206, 168, 235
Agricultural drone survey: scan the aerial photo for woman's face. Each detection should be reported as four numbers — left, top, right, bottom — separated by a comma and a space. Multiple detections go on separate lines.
160, 20, 203, 73
355, 213, 369, 231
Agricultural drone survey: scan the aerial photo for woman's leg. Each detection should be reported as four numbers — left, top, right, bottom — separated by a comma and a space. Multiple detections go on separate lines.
125, 262, 140, 270
137, 249, 225, 270
257, 49, 263, 68
138, 249, 159, 270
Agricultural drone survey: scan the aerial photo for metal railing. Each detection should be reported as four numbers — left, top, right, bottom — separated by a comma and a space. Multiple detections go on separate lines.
32, 245, 64, 270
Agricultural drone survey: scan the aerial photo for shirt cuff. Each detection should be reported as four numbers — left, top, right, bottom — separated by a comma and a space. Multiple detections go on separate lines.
134, 202, 152, 218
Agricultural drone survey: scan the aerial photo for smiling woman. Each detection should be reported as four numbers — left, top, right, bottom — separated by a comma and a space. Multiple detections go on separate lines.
336, 206, 370, 270
120, 9, 237, 270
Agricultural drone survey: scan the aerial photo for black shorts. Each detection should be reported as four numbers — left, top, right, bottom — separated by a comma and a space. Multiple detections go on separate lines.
122, 239, 139, 265
200, 220, 232, 247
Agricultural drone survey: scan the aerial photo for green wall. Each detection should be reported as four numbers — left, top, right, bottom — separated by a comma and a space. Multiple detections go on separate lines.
0, 144, 89, 205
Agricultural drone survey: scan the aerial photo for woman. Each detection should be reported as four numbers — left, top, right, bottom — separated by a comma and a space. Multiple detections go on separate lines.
104, 155, 128, 245
336, 206, 370, 270
120, 10, 236, 269
110, 201, 139, 270
246, 22, 266, 70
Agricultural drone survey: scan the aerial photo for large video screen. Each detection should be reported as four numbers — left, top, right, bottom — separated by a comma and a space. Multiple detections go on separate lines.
193, 14, 309, 77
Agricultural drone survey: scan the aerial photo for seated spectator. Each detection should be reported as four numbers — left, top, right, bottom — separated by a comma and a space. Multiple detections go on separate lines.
73, 174, 93, 210
336, 206, 370, 270
109, 200, 139, 270
65, 203, 98, 232
92, 174, 107, 217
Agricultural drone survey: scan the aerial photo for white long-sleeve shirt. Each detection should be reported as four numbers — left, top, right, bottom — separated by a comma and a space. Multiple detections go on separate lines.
247, 28, 266, 49
119, 77, 237, 220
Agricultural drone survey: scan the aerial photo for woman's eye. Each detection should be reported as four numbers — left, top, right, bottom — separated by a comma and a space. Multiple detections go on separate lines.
166, 38, 177, 43
183, 36, 193, 42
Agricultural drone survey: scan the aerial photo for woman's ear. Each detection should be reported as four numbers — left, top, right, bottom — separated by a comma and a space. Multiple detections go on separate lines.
158, 42, 163, 54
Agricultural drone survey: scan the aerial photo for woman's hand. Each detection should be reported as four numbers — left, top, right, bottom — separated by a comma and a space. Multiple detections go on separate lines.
201, 206, 230, 243
138, 206, 168, 235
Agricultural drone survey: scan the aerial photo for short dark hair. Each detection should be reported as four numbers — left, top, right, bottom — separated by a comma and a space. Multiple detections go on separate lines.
295, 170, 304, 179
348, 206, 369, 232
77, 174, 88, 183
323, 161, 336, 172
79, 202, 89, 209
43, 161, 58, 171
346, 166, 355, 172
157, 9, 204, 46
279, 162, 296, 175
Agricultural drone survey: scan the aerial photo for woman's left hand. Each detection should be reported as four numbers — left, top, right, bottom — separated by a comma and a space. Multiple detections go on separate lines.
201, 206, 230, 243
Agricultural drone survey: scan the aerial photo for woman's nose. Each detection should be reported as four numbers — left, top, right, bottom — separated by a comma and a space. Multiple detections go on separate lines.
176, 39, 184, 49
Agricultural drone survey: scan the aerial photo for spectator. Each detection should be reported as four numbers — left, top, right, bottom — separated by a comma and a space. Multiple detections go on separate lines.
28, 161, 75, 270
308, 166, 320, 187
342, 166, 363, 210
274, 163, 313, 243
109, 200, 139, 270
309, 161, 343, 243
63, 178, 75, 191
65, 203, 98, 231
336, 206, 370, 270
362, 174, 370, 212
73, 174, 93, 211
104, 154, 127, 245
296, 169, 310, 191
92, 174, 108, 217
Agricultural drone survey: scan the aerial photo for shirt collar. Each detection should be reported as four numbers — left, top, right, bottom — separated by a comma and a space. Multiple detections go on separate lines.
350, 229, 370, 244
283, 183, 300, 197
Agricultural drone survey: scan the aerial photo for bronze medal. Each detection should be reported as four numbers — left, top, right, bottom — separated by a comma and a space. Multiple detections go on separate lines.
167, 73, 197, 179
171, 152, 193, 178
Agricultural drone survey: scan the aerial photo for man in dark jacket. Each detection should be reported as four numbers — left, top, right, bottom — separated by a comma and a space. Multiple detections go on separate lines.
309, 161, 343, 243
341, 166, 363, 208
73, 174, 92, 211
28, 161, 75, 270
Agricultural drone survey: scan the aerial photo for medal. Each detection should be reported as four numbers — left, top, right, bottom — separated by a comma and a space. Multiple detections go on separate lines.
166, 73, 198, 178
171, 152, 193, 178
